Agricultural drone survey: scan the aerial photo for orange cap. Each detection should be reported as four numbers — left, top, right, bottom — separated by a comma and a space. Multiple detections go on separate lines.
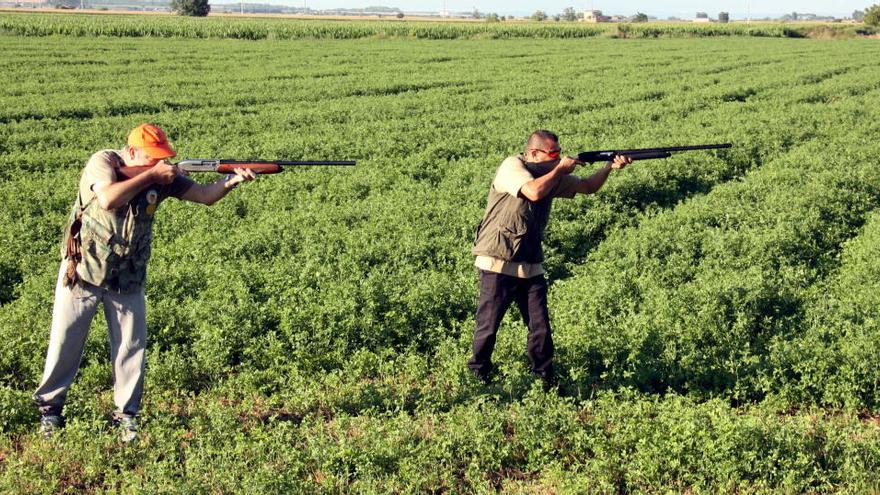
127, 123, 176, 159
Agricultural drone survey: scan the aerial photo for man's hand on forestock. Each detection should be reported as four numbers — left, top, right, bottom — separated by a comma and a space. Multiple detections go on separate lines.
223, 167, 258, 190
149, 160, 178, 185
607, 154, 632, 170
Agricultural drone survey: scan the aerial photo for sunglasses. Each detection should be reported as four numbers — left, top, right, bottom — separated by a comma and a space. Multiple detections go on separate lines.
530, 148, 561, 159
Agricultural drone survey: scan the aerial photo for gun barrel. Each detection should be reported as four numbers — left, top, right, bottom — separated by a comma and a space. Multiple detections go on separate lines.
214, 160, 355, 174
577, 143, 731, 164
174, 159, 356, 175
218, 160, 357, 167
627, 151, 672, 160
614, 143, 731, 155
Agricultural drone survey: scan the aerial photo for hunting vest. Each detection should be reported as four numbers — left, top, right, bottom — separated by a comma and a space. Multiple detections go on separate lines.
471, 157, 556, 263
62, 152, 160, 293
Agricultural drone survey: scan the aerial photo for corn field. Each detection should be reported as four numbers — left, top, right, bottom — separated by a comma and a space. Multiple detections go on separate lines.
0, 12, 876, 40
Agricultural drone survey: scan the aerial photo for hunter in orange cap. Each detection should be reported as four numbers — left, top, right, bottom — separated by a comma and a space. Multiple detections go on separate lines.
127, 123, 177, 159
33, 123, 256, 443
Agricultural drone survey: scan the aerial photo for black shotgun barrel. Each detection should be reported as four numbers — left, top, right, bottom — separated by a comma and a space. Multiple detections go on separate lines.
577, 143, 731, 164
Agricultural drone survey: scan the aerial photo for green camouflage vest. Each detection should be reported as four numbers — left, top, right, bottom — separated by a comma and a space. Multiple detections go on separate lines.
471, 157, 555, 263
62, 156, 160, 293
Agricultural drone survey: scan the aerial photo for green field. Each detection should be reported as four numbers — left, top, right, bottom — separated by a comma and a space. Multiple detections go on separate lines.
2, 13, 880, 493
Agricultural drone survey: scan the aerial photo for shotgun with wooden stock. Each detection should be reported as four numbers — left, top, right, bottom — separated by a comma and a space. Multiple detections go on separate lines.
115, 158, 356, 179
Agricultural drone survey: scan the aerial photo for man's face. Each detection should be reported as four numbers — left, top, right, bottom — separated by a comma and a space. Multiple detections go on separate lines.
527, 139, 561, 163
125, 146, 162, 167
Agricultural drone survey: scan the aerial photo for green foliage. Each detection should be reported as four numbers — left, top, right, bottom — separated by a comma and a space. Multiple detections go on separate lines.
0, 386, 33, 433
2, 385, 880, 492
633, 12, 649, 22
170, 0, 210, 16
865, 4, 880, 26
772, 212, 880, 409
530, 10, 547, 22
1, 23, 880, 490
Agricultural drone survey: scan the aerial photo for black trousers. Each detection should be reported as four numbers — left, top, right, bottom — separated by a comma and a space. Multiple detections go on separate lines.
467, 270, 554, 378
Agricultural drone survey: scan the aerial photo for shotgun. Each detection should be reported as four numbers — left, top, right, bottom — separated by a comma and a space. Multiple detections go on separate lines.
115, 159, 356, 179
576, 143, 731, 164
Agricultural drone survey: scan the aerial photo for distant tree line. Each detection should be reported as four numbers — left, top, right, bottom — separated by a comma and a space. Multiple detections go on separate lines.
864, 4, 880, 25
170, 0, 208, 16
164, 0, 880, 24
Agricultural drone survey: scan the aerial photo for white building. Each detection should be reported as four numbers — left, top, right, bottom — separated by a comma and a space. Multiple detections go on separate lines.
583, 9, 610, 22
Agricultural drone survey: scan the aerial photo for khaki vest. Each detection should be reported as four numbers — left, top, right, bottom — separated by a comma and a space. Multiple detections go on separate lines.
62, 154, 159, 293
471, 157, 555, 263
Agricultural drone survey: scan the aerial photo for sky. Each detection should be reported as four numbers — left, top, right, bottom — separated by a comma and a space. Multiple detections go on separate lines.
290, 1, 872, 18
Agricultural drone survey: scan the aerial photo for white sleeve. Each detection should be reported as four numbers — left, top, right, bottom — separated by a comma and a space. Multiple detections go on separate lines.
492, 156, 534, 198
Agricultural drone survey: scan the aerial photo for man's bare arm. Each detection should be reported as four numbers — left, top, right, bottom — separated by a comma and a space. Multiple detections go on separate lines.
575, 155, 631, 195
520, 157, 579, 202
180, 168, 257, 206
93, 162, 178, 210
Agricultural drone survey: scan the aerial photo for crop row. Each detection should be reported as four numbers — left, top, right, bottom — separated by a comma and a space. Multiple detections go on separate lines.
776, 209, 880, 409
4, 381, 880, 492
1, 36, 878, 400
3, 32, 880, 491
551, 100, 880, 404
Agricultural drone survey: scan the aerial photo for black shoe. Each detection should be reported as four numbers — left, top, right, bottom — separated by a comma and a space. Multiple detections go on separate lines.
469, 367, 493, 385
533, 371, 556, 393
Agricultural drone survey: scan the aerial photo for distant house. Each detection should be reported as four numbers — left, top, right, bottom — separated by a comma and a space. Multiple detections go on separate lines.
582, 9, 610, 22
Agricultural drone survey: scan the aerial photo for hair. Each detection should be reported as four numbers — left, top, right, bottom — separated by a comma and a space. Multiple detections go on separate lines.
526, 130, 559, 152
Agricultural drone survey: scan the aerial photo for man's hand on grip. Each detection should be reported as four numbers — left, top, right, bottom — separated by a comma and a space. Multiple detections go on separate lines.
555, 156, 580, 175
149, 160, 178, 184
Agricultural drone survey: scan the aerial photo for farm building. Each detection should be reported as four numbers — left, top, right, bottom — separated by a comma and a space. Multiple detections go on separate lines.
582, 9, 610, 22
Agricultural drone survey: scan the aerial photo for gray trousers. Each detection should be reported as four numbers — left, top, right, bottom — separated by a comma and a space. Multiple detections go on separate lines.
33, 262, 146, 417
